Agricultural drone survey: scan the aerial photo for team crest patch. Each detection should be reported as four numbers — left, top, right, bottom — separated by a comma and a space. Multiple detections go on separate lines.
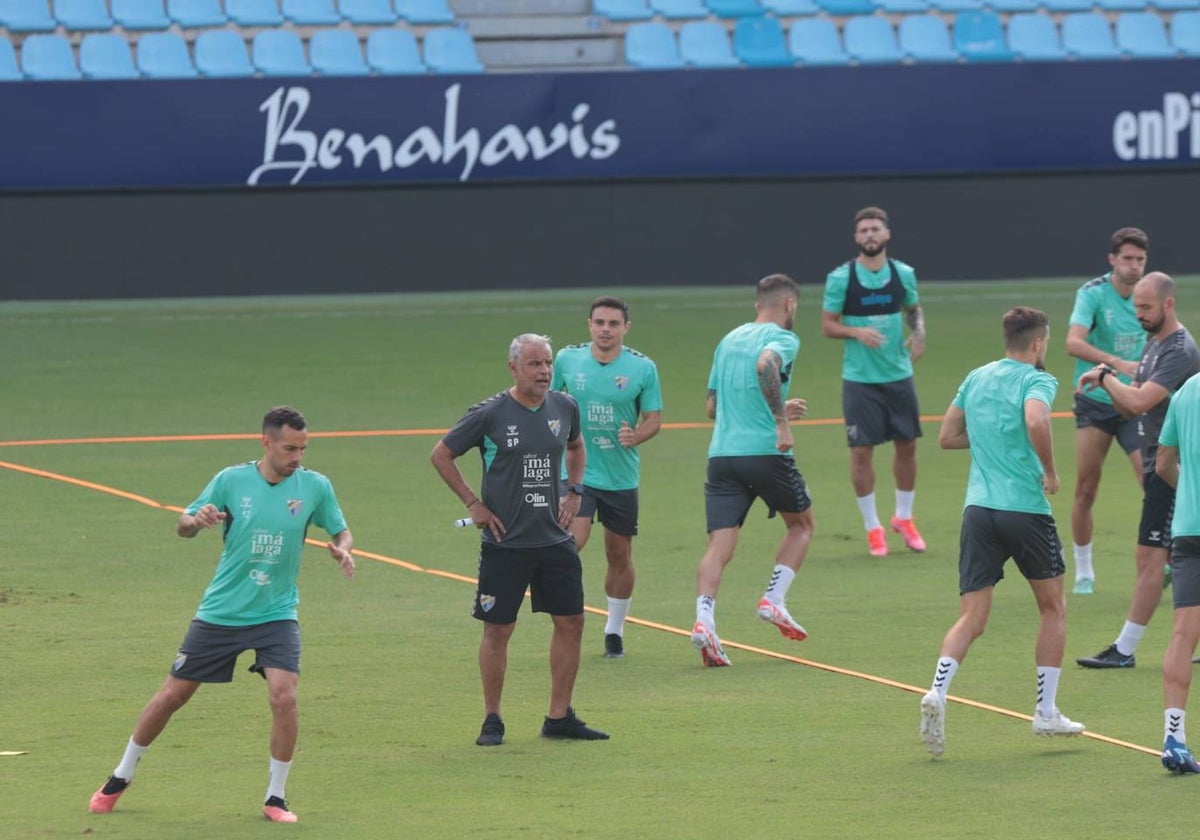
614, 375, 629, 390
547, 419, 562, 436
173, 652, 187, 671
287, 499, 304, 516
846, 424, 858, 441
478, 594, 496, 613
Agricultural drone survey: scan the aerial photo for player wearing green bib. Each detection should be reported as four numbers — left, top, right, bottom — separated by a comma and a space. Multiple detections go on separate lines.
90, 407, 355, 824
1064, 227, 1149, 595
822, 207, 927, 559
552, 297, 663, 659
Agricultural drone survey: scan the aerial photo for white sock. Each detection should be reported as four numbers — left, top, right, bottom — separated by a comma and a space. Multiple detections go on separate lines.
857, 493, 881, 531
895, 489, 915, 521
266, 757, 292, 802
1167, 707, 1187, 744
1114, 621, 1146, 657
605, 597, 631, 636
762, 564, 796, 605
1074, 543, 1094, 580
696, 595, 715, 628
113, 737, 148, 782
1036, 666, 1061, 716
931, 656, 959, 698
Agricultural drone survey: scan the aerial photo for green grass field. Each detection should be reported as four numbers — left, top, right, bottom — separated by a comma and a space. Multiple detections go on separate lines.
2, 279, 1197, 839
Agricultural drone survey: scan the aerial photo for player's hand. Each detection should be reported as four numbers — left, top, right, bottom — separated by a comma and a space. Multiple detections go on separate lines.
775, 423, 794, 453
1112, 359, 1138, 378
193, 504, 227, 529
1043, 471, 1060, 496
327, 542, 355, 580
557, 491, 582, 530
1077, 365, 1104, 394
471, 503, 507, 543
618, 421, 637, 448
906, 333, 926, 363
855, 327, 885, 349
785, 398, 807, 421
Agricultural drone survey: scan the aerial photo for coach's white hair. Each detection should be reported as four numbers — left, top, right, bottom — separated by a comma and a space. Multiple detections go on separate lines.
509, 333, 552, 363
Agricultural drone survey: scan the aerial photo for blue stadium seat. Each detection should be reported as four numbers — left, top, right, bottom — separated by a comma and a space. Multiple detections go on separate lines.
706, 0, 764, 17
253, 29, 312, 75
595, 0, 655, 19
1061, 12, 1122, 57
875, 0, 931, 12
1042, 0, 1093, 12
226, 0, 285, 25
55, 0, 115, 30
366, 28, 425, 72
21, 34, 83, 80
899, 14, 958, 60
817, 0, 875, 12
789, 16, 850, 63
80, 33, 140, 79
953, 10, 1015, 59
762, 0, 820, 12
283, 0, 343, 24
987, 0, 1038, 11
1116, 11, 1177, 56
194, 29, 255, 76
624, 21, 686, 66
679, 20, 741, 65
168, 0, 228, 26
844, 16, 904, 62
1006, 13, 1068, 59
733, 16, 793, 64
396, 0, 456, 22
340, 0, 398, 23
1155, 0, 1200, 10
1096, 0, 1146, 10
423, 27, 484, 72
0, 37, 22, 80
652, 0, 710, 17
136, 31, 199, 77
112, 0, 172, 29
1171, 10, 1200, 53
930, 0, 981, 9
0, 1, 56, 33
310, 28, 370, 74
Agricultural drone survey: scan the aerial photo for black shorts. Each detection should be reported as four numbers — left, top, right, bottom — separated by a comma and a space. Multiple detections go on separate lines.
1171, 536, 1200, 609
1073, 392, 1141, 454
705, 455, 812, 532
473, 540, 583, 624
958, 506, 1065, 594
842, 378, 922, 448
170, 619, 301, 682
576, 486, 639, 537
1138, 470, 1175, 548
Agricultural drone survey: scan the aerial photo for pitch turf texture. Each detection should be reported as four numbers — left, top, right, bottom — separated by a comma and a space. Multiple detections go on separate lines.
2, 280, 1196, 839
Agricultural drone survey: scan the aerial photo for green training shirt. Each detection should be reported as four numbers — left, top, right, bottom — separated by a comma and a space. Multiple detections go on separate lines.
1068, 273, 1144, 404
707, 321, 800, 457
823, 258, 920, 384
1160, 376, 1200, 537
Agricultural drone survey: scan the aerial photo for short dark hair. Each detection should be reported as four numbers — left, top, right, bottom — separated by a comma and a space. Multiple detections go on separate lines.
756, 273, 799, 304
1002, 307, 1049, 351
263, 406, 306, 436
855, 206, 889, 228
590, 296, 629, 321
1110, 227, 1148, 254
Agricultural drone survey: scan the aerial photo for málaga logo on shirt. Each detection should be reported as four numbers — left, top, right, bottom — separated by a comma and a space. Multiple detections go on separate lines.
287, 499, 304, 516
614, 375, 629, 390
548, 418, 561, 436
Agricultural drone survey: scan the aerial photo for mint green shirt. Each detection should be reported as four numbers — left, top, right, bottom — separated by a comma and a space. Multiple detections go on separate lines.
551, 343, 663, 491
186, 462, 348, 626
822, 259, 920, 384
707, 321, 800, 457
1068, 273, 1144, 404
952, 358, 1058, 515
1160, 376, 1200, 536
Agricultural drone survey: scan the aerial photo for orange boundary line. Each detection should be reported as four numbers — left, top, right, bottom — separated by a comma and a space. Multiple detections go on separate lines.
0, 447, 1154, 758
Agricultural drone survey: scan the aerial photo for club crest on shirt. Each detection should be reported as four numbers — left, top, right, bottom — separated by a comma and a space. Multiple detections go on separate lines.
287, 499, 304, 516
548, 418, 562, 436
614, 375, 629, 390
173, 652, 187, 671
478, 593, 496, 613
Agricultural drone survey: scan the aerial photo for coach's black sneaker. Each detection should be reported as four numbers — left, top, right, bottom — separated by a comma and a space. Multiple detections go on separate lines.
475, 713, 505, 746
604, 633, 625, 659
541, 707, 609, 741
1076, 644, 1136, 669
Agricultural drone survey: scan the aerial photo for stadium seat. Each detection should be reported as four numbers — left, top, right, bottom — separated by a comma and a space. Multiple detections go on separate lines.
595, 0, 655, 18
1117, 11, 1177, 56
707, 0, 764, 17
1097, 0, 1147, 11
283, 0, 343, 24
194, 29, 255, 76
80, 33, 140, 79
0, 0, 56, 32
366, 28, 425, 72
136, 31, 199, 77
0, 37, 22, 80
899, 14, 958, 61
733, 16, 793, 64
340, 0, 399, 23
226, 0, 286, 25
1061, 12, 1123, 57
762, 0, 820, 12
652, 0, 710, 17
788, 16, 850, 63
987, 0, 1038, 11
1042, 0, 1093, 12
112, 0, 172, 29
679, 20, 741, 66
818, 0, 876, 14
55, 0, 115, 30
844, 16, 905, 62
310, 28, 370, 74
1155, 0, 1200, 10
953, 10, 1015, 60
253, 29, 313, 75
1006, 13, 1068, 59
875, 0, 931, 12
168, 0, 227, 26
423, 27, 484, 72
1171, 10, 1200, 54
21, 34, 83, 80
624, 21, 686, 67
396, 0, 457, 23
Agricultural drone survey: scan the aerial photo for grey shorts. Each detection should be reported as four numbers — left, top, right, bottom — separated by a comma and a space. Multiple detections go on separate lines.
1073, 392, 1141, 455
1138, 470, 1176, 548
170, 619, 301, 682
474, 540, 583, 624
1171, 536, 1200, 609
704, 455, 812, 532
576, 486, 639, 537
958, 506, 1065, 594
842, 378, 922, 448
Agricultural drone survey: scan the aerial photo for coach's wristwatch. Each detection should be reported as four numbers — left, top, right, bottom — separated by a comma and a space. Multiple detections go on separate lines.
567, 483, 585, 496
1098, 364, 1115, 384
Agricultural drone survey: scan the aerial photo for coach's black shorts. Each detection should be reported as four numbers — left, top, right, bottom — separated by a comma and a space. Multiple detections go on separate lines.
1073, 392, 1141, 455
1138, 470, 1176, 548
170, 619, 301, 682
958, 506, 1065, 594
473, 540, 583, 624
842, 378, 922, 448
705, 455, 812, 532
576, 486, 638, 537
